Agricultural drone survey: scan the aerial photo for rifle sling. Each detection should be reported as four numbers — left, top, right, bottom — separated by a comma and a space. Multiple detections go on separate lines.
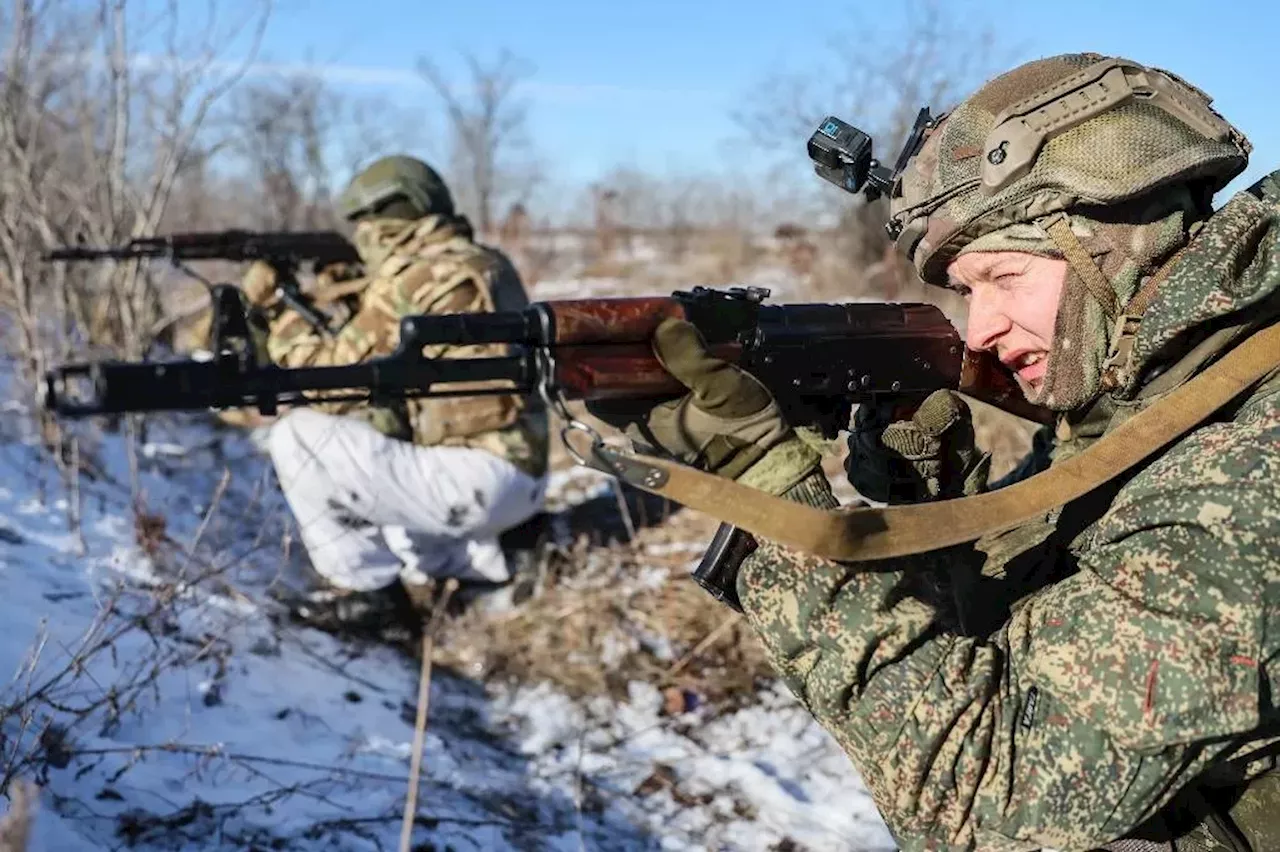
585, 321, 1280, 562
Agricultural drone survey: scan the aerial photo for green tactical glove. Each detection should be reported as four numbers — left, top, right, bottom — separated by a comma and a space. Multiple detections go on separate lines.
845, 389, 991, 504
587, 318, 822, 496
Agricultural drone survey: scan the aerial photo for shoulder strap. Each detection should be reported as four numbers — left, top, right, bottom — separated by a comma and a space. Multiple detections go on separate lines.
584, 321, 1280, 562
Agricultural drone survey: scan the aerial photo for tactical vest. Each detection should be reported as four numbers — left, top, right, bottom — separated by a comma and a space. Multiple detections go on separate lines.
411, 247, 550, 479
355, 218, 550, 479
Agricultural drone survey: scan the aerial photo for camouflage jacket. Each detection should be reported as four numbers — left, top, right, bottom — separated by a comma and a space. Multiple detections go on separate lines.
264, 214, 548, 479
738, 172, 1280, 851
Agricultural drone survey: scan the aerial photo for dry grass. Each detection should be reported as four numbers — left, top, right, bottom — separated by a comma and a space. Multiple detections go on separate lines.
436, 400, 1036, 708
436, 506, 775, 708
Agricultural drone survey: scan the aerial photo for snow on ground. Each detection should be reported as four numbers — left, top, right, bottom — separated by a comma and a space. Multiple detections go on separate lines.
0, 387, 894, 850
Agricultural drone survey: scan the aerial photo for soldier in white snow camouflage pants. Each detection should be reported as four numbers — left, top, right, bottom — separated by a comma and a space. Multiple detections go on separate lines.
267, 409, 546, 594
238, 154, 550, 633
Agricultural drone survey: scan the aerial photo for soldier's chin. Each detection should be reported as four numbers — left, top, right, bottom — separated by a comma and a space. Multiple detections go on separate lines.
1014, 373, 1048, 403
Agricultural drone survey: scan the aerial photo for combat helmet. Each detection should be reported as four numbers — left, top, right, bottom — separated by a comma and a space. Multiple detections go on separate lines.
337, 155, 454, 221
887, 53, 1251, 287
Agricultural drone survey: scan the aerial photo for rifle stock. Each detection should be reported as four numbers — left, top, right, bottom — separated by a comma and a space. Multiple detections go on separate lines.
42, 285, 1052, 428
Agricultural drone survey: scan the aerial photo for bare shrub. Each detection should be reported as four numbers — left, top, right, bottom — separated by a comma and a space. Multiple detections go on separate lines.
226, 72, 423, 232
0, 0, 271, 374
230, 74, 343, 232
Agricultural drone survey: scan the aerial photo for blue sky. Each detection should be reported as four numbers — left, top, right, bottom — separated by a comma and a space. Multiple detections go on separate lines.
213, 0, 1276, 203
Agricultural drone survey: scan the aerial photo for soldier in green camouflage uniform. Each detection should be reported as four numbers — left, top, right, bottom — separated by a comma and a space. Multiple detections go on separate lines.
591, 55, 1280, 850
244, 156, 549, 631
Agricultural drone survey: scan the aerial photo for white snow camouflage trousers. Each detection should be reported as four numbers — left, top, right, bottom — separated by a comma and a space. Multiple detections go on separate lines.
267, 409, 547, 591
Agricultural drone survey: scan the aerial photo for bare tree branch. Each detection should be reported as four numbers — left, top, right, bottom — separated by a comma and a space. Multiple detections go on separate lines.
735, 0, 1002, 156
416, 50, 541, 237
730, 0, 1006, 300
0, 0, 273, 380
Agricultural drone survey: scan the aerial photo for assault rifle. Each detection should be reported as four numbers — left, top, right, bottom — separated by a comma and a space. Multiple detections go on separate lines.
46, 230, 362, 336
42, 283, 1050, 435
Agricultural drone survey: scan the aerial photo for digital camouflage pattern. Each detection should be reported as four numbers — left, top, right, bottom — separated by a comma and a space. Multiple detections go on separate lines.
737, 172, 1280, 851
264, 213, 548, 479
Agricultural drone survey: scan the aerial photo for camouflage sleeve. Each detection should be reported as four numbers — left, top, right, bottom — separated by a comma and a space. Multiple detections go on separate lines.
265, 310, 336, 368
266, 259, 491, 370
738, 390, 1280, 851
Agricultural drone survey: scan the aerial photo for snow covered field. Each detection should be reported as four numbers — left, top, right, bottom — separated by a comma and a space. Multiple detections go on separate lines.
0, 399, 895, 851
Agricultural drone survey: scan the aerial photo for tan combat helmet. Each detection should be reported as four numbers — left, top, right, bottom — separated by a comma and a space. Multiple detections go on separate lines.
888, 53, 1251, 288
337, 155, 455, 221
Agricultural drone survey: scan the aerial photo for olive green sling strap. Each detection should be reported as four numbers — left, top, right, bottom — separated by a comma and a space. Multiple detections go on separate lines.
582, 322, 1280, 562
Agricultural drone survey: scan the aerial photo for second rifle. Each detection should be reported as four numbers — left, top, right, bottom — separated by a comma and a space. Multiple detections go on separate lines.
46, 229, 362, 336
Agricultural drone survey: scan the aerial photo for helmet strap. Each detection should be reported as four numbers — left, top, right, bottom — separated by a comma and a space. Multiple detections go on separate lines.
1042, 211, 1193, 391
1042, 213, 1118, 319
1097, 243, 1190, 391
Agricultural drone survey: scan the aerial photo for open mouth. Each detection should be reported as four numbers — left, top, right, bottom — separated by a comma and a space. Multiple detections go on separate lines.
1008, 350, 1049, 378
1012, 352, 1044, 369
1005, 351, 1048, 384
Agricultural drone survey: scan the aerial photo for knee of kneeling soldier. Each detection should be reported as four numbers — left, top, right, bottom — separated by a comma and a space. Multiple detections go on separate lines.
267, 409, 337, 465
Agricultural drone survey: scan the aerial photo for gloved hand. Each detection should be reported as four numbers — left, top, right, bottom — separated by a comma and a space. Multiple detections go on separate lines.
241, 260, 280, 307
846, 389, 991, 504
314, 261, 365, 292
587, 318, 822, 496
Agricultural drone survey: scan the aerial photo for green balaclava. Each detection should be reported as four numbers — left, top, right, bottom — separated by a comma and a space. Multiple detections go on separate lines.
887, 53, 1251, 411
338, 155, 463, 269
953, 188, 1206, 409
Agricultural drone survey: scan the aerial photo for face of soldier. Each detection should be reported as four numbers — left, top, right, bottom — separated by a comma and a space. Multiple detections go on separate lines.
947, 251, 1068, 396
